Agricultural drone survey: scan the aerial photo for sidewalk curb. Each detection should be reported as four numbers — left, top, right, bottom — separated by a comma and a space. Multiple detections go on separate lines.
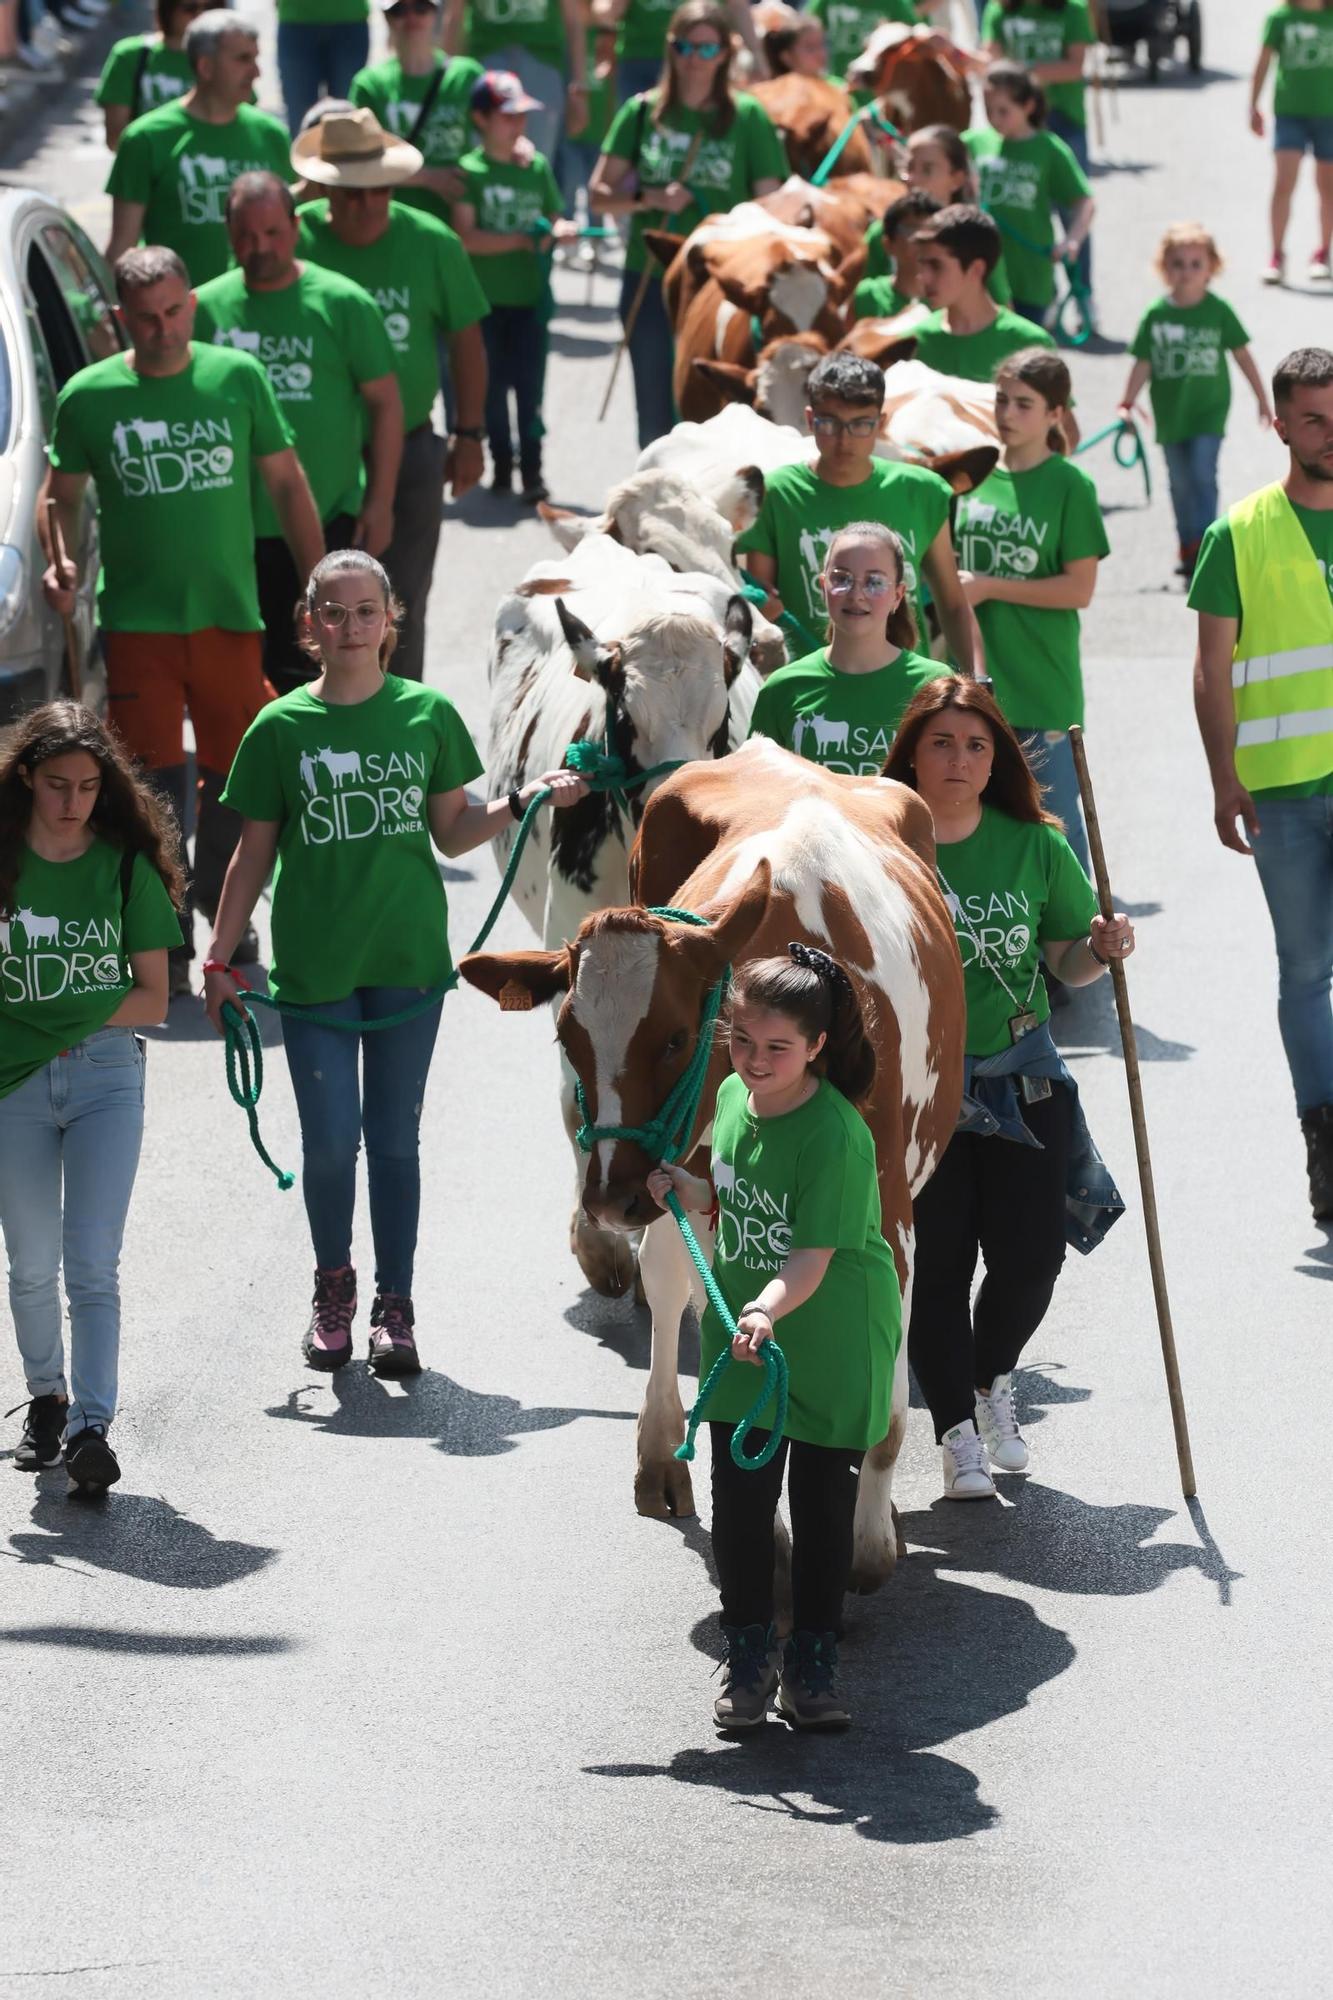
0, 1, 149, 166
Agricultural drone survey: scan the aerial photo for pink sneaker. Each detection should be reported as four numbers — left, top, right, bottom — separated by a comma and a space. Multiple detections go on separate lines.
368, 1293, 421, 1377
301, 1266, 356, 1370
1262, 253, 1285, 286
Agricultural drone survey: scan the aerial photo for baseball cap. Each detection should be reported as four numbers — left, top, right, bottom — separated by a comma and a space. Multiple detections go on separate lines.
470, 69, 543, 115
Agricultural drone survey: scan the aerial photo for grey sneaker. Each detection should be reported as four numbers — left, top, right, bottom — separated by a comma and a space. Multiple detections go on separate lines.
713, 1622, 779, 1730
777, 1630, 850, 1730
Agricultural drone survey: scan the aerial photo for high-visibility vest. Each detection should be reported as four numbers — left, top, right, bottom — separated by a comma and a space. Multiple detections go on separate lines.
1229, 482, 1333, 791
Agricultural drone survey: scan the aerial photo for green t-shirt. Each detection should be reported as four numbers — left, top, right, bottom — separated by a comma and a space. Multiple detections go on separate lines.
700, 1072, 901, 1452
278, 0, 368, 24
456, 145, 562, 308
48, 345, 292, 634
864, 217, 1013, 304
851, 274, 912, 321
1129, 292, 1250, 447
911, 305, 1054, 384
736, 457, 951, 641
297, 201, 488, 431
619, 0, 678, 63
95, 35, 192, 117
219, 676, 485, 1005
964, 125, 1090, 309
936, 805, 1099, 1057
106, 100, 293, 288
0, 844, 181, 1099
955, 454, 1108, 730
601, 90, 788, 273
1264, 6, 1333, 119
748, 645, 943, 773
193, 263, 394, 537
464, 0, 566, 64
980, 1, 1094, 128
348, 54, 484, 225
806, 0, 915, 81
1188, 509, 1333, 799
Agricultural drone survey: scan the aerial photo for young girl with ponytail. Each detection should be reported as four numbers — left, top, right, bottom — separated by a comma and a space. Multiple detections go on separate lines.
965, 60, 1093, 330
647, 946, 899, 1735
747, 523, 946, 777
954, 349, 1108, 873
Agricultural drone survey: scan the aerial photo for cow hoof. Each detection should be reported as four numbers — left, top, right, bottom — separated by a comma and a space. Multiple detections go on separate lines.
635, 1457, 695, 1520
570, 1212, 638, 1298
848, 1537, 899, 1596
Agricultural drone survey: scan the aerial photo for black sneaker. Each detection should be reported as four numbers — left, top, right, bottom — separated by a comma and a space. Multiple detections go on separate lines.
1301, 1104, 1333, 1222
64, 1424, 121, 1493
367, 1293, 421, 1377
777, 1630, 851, 1729
490, 462, 514, 493
520, 472, 549, 505
8, 1394, 67, 1470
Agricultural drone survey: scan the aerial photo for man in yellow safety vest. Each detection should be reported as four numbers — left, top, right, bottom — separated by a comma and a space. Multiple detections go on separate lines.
1190, 345, 1333, 1223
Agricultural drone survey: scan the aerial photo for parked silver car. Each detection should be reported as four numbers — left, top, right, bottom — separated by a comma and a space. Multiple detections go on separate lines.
0, 186, 123, 721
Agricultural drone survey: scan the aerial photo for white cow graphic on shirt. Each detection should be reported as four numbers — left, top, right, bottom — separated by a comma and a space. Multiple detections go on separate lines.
15, 907, 59, 945
318, 746, 362, 787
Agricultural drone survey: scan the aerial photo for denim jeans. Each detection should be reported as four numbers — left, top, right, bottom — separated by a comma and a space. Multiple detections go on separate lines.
276, 18, 371, 135
619, 267, 675, 449
1019, 728, 1091, 876
0, 1028, 146, 1432
280, 986, 443, 1295
482, 304, 546, 473
1250, 792, 1333, 1114
1046, 109, 1093, 303
1162, 434, 1222, 553
484, 44, 566, 168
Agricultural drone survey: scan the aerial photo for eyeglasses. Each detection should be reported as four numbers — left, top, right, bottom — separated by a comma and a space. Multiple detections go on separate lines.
826, 569, 895, 595
315, 601, 385, 627
810, 412, 879, 438
671, 37, 722, 57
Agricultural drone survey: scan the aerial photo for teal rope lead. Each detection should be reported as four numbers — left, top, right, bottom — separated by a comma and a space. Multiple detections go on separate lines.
1073, 415, 1152, 504
668, 1191, 788, 1471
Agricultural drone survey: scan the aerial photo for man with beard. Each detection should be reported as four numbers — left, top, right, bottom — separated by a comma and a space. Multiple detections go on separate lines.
1190, 345, 1333, 1221
194, 172, 404, 692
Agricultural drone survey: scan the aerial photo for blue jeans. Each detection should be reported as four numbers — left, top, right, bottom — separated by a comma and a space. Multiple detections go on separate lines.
0, 1028, 146, 1433
619, 267, 675, 449
276, 18, 371, 135
484, 44, 566, 170
1046, 109, 1093, 303
1019, 729, 1091, 876
1250, 793, 1333, 1114
1162, 434, 1222, 552
280, 986, 443, 1295
482, 304, 546, 471
1274, 114, 1333, 163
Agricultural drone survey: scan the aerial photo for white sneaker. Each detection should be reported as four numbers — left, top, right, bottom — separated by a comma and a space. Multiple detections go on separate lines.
941, 1420, 996, 1500
1310, 250, 1331, 283
975, 1374, 1029, 1473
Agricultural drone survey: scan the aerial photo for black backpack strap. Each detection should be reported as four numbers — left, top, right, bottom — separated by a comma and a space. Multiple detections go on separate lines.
130, 38, 152, 122
120, 847, 135, 917
408, 58, 447, 144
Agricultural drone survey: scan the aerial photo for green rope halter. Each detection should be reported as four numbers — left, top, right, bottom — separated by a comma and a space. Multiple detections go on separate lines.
572, 906, 789, 1471
1073, 414, 1152, 503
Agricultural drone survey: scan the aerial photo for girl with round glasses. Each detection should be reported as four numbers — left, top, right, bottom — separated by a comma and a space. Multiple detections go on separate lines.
590, 0, 786, 447
748, 522, 945, 777
203, 551, 585, 1379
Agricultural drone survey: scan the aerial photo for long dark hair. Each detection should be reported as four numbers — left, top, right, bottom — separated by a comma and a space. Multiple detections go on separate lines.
995, 345, 1072, 455
0, 702, 185, 919
729, 946, 877, 1106
883, 676, 1059, 827
656, 0, 737, 135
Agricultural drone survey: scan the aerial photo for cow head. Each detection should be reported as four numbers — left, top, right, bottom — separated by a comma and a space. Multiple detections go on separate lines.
462, 862, 771, 1228
694, 332, 827, 431
690, 231, 837, 335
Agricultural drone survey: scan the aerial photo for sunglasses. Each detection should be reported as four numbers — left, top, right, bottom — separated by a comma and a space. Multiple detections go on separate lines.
671, 37, 722, 57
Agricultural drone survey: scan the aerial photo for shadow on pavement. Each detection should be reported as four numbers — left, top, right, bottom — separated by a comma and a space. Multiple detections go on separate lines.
1298, 1225, 1333, 1283
562, 1289, 699, 1377
0, 1625, 294, 1655
265, 1366, 634, 1455
1052, 972, 1195, 1061
4, 1485, 277, 1590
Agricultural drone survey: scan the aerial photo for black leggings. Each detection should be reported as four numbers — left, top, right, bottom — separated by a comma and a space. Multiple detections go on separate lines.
908, 1086, 1074, 1442
709, 1424, 860, 1634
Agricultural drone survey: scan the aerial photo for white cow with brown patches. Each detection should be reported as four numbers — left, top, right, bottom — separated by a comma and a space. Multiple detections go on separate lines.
463, 739, 964, 1590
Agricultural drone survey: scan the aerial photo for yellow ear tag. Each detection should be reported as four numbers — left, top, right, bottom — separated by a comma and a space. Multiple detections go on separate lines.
499, 980, 534, 1012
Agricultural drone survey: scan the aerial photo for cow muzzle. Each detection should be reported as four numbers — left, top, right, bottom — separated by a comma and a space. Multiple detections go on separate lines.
582, 1179, 652, 1232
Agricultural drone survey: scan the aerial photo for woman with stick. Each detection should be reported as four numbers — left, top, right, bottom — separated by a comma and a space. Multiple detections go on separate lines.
588, 0, 785, 446
883, 677, 1131, 1500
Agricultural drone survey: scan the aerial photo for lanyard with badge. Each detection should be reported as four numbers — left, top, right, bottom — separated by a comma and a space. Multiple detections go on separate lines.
937, 864, 1052, 1104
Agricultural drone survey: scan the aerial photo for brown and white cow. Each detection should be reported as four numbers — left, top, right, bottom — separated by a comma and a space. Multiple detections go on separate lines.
749, 73, 876, 180
847, 23, 973, 134
463, 739, 964, 1589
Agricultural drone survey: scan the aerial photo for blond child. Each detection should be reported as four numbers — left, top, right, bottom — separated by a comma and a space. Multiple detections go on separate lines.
1119, 225, 1273, 578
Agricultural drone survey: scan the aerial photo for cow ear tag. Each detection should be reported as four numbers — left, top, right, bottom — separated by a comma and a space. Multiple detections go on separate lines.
500, 980, 534, 1012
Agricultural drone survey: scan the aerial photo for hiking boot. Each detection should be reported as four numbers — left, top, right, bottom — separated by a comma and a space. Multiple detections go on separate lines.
1301, 1104, 1333, 1222
777, 1630, 850, 1729
8, 1393, 67, 1470
301, 1265, 356, 1370
64, 1424, 120, 1493
368, 1292, 420, 1377
490, 460, 514, 493
941, 1419, 996, 1500
975, 1373, 1029, 1472
713, 1622, 779, 1730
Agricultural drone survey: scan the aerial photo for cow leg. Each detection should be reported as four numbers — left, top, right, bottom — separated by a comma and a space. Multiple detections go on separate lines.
560, 1058, 640, 1298
634, 1212, 698, 1520
849, 1300, 912, 1593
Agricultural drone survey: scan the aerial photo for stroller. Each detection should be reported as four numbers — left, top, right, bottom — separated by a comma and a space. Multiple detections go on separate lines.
1100, 0, 1202, 80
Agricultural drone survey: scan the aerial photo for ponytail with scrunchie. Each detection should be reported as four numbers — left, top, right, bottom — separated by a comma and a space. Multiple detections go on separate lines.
728, 944, 878, 1106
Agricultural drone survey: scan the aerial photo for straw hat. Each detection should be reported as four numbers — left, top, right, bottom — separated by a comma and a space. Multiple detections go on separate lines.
291, 107, 423, 188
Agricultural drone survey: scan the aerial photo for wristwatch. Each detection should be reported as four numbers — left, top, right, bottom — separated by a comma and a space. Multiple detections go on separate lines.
453, 425, 484, 441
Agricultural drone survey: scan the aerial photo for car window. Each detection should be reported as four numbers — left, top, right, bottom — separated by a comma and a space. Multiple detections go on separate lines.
22, 289, 59, 436
25, 242, 87, 394
0, 323, 13, 453
42, 223, 123, 362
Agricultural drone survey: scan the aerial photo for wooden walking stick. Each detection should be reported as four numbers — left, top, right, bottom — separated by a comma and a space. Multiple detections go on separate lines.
1068, 724, 1196, 1499
597, 126, 703, 424
44, 498, 82, 703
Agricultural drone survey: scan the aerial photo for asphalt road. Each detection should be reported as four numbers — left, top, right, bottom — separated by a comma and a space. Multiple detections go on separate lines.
2, 4, 1331, 1995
